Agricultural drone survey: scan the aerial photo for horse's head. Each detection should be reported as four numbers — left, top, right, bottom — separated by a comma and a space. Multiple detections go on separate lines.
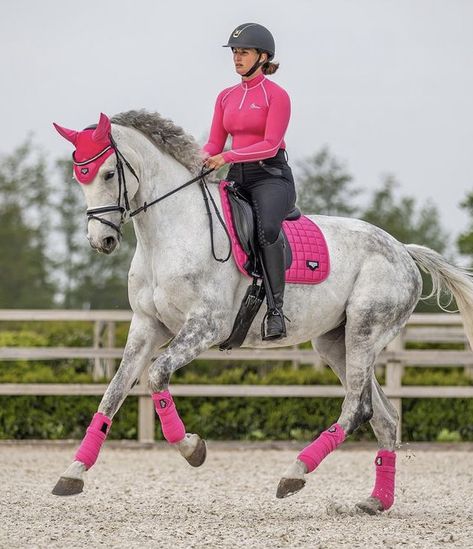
53, 113, 140, 254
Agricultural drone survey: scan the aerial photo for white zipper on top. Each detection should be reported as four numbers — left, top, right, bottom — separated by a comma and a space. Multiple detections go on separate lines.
238, 85, 249, 110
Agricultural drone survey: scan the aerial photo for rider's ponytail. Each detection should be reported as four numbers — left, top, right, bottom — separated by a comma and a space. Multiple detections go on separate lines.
262, 61, 279, 75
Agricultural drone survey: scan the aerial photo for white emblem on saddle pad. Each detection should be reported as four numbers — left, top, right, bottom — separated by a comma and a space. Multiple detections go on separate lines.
307, 260, 319, 271
250, 103, 262, 110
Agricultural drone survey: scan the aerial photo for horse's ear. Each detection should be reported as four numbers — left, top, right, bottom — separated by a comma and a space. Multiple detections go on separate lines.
53, 123, 78, 145
92, 113, 111, 142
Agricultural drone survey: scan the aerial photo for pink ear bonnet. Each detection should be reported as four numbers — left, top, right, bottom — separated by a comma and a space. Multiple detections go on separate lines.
53, 113, 115, 184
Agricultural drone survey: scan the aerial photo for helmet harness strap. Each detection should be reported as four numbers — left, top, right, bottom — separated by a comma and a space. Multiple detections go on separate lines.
242, 51, 266, 78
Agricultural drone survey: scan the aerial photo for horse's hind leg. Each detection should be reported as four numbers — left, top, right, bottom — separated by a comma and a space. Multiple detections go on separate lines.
277, 316, 402, 504
354, 378, 399, 514
52, 314, 170, 496
311, 326, 398, 513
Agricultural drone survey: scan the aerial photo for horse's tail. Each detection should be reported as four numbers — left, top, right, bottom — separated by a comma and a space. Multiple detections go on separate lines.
406, 243, 473, 348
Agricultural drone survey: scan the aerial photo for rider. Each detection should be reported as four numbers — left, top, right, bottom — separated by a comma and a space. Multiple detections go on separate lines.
203, 22, 297, 340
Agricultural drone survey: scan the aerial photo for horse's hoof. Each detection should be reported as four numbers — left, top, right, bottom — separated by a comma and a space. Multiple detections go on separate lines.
52, 477, 84, 496
355, 497, 384, 515
184, 437, 207, 467
276, 477, 306, 499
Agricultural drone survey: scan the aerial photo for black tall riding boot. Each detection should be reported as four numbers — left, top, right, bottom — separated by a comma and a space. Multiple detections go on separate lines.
261, 233, 287, 340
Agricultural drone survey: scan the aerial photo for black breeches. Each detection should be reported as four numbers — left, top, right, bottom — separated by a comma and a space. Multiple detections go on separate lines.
227, 150, 297, 247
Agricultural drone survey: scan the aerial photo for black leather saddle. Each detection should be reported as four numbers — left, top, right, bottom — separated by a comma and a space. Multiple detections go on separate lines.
225, 182, 302, 277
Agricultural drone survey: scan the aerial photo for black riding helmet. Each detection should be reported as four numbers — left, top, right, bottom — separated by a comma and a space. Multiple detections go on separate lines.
223, 23, 275, 78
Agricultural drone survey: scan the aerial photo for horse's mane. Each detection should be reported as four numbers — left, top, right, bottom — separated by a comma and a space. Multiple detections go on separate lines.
110, 109, 205, 176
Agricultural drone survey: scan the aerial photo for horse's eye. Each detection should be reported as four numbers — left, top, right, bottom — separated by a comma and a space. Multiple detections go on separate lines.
104, 171, 115, 181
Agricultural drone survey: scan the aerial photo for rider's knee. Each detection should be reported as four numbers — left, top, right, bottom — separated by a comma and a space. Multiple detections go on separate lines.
258, 224, 280, 247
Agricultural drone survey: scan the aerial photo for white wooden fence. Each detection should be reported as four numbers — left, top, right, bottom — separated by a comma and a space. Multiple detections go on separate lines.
1, 310, 472, 443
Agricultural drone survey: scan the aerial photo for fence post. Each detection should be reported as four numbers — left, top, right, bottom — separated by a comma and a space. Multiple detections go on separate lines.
138, 369, 155, 443
385, 332, 404, 444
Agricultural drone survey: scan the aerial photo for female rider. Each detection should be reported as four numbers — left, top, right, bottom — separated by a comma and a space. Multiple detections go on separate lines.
203, 22, 296, 340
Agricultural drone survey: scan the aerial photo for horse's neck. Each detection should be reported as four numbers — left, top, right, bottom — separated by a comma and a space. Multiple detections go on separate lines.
130, 145, 210, 255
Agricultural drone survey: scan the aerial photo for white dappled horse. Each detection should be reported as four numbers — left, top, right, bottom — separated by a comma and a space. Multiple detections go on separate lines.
52, 111, 473, 513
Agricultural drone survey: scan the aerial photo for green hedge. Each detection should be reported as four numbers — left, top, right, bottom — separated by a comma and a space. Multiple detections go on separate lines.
1, 393, 472, 441
1, 323, 473, 441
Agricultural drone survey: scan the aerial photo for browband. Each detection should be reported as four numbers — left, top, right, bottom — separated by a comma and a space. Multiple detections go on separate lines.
72, 145, 113, 166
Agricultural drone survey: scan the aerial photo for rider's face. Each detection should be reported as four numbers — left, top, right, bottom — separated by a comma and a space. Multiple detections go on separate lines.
232, 48, 266, 78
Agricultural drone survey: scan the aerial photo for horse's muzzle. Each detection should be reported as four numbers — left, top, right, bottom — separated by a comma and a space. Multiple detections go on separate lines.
88, 234, 119, 255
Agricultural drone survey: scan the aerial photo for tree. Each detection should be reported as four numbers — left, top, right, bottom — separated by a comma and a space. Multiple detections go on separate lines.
362, 175, 450, 313
457, 192, 473, 258
54, 159, 87, 308
0, 142, 55, 308
54, 158, 135, 309
295, 146, 360, 216
362, 175, 448, 253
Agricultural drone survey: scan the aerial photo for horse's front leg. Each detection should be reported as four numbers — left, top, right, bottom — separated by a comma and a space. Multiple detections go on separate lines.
52, 314, 171, 496
148, 313, 223, 467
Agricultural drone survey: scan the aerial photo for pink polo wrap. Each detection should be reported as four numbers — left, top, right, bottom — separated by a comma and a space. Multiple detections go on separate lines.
297, 423, 346, 473
152, 390, 186, 444
74, 412, 112, 470
371, 450, 396, 510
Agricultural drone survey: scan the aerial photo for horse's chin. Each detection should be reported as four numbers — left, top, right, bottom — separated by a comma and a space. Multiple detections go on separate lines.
96, 245, 118, 255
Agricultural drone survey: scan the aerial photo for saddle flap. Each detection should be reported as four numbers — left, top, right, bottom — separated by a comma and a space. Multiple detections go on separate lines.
227, 187, 254, 256
226, 184, 292, 272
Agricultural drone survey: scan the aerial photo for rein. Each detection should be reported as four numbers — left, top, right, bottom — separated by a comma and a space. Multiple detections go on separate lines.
82, 135, 231, 262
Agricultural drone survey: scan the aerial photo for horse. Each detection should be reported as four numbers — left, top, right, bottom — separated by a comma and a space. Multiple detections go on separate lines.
52, 110, 473, 514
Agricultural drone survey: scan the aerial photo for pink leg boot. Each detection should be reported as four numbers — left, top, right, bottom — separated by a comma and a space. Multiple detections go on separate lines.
75, 412, 112, 470
297, 423, 346, 472
277, 424, 346, 498
152, 390, 186, 443
357, 449, 396, 514
371, 450, 396, 509
152, 390, 207, 467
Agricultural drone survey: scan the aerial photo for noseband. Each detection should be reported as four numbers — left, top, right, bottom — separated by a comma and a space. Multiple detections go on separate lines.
79, 135, 231, 261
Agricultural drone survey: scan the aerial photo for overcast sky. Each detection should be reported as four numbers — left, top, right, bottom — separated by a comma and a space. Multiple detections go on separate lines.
2, 1, 472, 245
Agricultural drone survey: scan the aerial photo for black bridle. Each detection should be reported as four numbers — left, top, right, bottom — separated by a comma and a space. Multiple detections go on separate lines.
81, 134, 232, 262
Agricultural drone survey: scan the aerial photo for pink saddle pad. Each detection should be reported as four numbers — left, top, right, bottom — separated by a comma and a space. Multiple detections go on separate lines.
219, 181, 330, 285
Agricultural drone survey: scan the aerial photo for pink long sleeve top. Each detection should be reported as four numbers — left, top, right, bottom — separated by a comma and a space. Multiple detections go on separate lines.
203, 72, 291, 164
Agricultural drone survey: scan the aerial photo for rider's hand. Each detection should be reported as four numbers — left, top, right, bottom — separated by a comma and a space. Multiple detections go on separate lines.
204, 154, 226, 170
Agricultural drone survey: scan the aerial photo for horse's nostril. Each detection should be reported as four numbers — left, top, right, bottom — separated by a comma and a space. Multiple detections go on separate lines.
103, 236, 116, 249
